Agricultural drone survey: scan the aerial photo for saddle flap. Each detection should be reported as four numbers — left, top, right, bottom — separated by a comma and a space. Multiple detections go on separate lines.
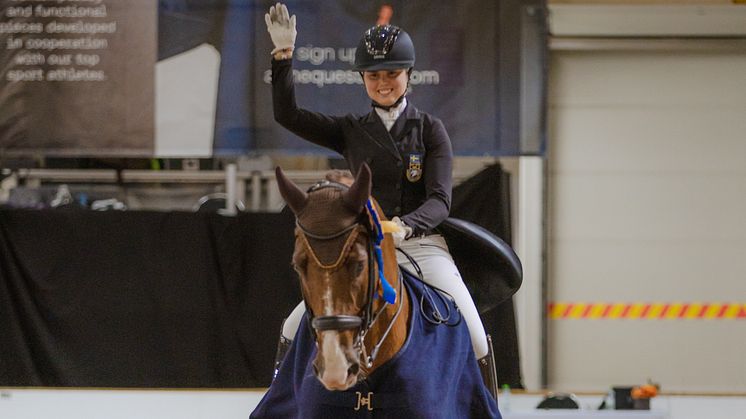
438, 217, 523, 312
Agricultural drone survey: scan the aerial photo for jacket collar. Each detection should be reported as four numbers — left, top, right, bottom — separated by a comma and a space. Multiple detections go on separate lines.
391, 103, 419, 141
374, 97, 408, 124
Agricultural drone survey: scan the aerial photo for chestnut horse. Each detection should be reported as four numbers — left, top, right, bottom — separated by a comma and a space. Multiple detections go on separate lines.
251, 164, 499, 418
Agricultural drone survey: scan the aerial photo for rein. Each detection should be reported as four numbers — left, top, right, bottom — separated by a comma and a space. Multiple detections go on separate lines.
295, 180, 404, 368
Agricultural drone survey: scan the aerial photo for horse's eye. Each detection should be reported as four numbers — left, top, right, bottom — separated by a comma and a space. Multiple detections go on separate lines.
292, 259, 307, 276
352, 261, 365, 277
292, 247, 307, 275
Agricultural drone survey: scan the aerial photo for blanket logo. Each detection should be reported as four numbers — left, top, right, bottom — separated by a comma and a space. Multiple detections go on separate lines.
406, 153, 422, 182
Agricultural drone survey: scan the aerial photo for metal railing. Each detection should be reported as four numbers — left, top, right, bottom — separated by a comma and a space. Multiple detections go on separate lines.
1, 166, 482, 213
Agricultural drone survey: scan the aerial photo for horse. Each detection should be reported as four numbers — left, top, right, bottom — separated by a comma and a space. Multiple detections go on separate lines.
250, 164, 500, 418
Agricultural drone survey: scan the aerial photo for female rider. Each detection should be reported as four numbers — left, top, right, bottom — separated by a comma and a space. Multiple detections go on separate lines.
265, 3, 498, 398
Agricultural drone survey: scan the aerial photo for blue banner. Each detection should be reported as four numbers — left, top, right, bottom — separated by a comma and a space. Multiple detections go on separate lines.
160, 0, 546, 156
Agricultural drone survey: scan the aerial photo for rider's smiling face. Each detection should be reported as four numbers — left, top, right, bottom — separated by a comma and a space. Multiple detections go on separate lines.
363, 69, 408, 107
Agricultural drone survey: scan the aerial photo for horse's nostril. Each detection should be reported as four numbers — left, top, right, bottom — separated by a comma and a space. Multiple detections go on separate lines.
348, 363, 360, 376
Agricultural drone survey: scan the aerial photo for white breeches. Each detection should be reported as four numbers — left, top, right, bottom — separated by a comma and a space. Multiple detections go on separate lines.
282, 234, 489, 359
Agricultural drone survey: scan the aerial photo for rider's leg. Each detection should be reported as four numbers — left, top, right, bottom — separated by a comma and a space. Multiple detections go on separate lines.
396, 235, 488, 358
396, 234, 498, 399
282, 302, 306, 340
272, 302, 306, 380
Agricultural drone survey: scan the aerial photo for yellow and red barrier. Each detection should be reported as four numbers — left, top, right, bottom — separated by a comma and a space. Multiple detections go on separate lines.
548, 302, 746, 319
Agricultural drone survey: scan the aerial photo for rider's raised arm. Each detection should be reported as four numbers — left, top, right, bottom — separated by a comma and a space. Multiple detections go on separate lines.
271, 59, 345, 154
266, 3, 345, 155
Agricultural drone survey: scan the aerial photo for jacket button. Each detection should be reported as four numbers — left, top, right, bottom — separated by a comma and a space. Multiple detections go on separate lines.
394, 206, 401, 213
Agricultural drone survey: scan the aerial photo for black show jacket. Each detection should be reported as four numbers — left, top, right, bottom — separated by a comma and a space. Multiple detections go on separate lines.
271, 59, 453, 235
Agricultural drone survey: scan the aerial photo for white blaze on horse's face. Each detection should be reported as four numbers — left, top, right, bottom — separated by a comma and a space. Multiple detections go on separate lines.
319, 330, 358, 390
315, 270, 361, 390
295, 234, 368, 391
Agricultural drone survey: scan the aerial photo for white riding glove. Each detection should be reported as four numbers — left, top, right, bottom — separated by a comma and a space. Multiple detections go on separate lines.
390, 216, 413, 248
264, 3, 297, 55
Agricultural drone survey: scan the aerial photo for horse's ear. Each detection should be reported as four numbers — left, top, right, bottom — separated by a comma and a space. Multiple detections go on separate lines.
276, 166, 308, 214
344, 163, 372, 214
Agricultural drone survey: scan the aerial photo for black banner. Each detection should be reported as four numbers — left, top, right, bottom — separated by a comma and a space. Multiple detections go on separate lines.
0, 0, 155, 156
211, 0, 542, 156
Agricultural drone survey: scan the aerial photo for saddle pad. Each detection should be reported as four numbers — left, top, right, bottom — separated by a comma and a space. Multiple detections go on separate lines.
250, 270, 501, 418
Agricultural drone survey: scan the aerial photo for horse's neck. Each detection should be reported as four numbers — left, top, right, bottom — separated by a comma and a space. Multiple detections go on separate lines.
363, 251, 410, 374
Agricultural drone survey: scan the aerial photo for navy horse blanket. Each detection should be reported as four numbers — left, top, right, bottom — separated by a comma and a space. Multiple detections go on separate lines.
250, 270, 501, 418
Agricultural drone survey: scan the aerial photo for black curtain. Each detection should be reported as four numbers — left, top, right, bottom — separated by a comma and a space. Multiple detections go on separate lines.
0, 209, 298, 387
0, 164, 520, 388
451, 163, 523, 389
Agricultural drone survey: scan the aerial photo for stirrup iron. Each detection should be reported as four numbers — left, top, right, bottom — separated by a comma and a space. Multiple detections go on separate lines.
478, 334, 499, 401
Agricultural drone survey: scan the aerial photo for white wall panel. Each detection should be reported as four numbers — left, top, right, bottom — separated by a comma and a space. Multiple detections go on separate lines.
551, 174, 746, 239
550, 53, 746, 107
550, 108, 746, 173
547, 48, 746, 392
549, 5, 746, 37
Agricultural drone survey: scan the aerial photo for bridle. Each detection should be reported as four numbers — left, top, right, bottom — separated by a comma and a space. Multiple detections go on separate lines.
295, 180, 404, 369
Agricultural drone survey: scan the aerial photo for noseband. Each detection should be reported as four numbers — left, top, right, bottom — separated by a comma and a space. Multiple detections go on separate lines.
295, 180, 404, 368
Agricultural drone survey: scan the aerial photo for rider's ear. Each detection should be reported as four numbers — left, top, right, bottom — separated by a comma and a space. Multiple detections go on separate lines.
276, 166, 308, 214
343, 163, 372, 214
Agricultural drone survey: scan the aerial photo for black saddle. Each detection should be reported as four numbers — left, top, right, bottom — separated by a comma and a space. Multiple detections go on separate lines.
438, 217, 523, 313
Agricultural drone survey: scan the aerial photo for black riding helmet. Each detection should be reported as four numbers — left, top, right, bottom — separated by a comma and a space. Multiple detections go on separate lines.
353, 25, 415, 71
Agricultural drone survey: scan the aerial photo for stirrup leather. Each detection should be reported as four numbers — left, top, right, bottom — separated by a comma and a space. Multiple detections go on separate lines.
477, 334, 499, 401
273, 321, 293, 381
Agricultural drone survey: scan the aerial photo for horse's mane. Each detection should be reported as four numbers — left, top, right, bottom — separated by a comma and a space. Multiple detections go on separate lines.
324, 169, 354, 186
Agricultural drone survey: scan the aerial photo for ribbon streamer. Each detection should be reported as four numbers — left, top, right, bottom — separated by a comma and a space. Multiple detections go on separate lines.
365, 199, 397, 304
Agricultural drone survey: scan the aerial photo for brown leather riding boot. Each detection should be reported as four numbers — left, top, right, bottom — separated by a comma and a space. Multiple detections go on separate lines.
272, 322, 293, 381
477, 334, 499, 401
